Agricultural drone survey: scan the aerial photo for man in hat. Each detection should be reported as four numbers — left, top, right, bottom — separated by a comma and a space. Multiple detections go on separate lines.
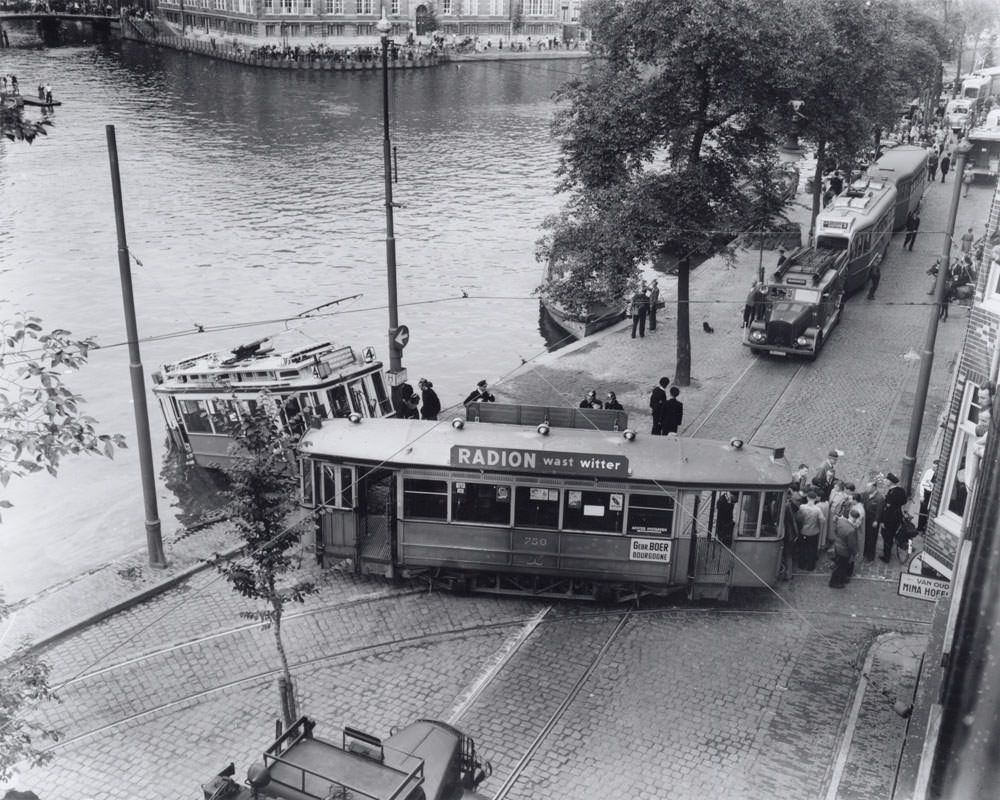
579, 390, 603, 409
463, 379, 496, 406
880, 472, 907, 562
812, 449, 839, 501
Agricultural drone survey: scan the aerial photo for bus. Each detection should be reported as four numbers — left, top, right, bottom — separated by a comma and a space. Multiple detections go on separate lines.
814, 179, 897, 293
866, 145, 927, 231
298, 406, 792, 602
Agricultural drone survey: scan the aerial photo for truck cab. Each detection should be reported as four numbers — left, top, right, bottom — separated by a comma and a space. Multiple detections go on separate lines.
744, 248, 849, 361
202, 717, 491, 800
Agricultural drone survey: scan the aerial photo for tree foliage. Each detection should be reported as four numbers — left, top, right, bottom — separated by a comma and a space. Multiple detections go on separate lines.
0, 104, 52, 144
0, 633, 60, 782
0, 313, 127, 520
213, 398, 317, 728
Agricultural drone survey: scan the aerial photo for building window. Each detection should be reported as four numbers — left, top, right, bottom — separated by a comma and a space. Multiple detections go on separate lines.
627, 493, 674, 536
515, 486, 560, 529
404, 478, 448, 520
391, 0, 400, 14
281, 0, 293, 12
452, 481, 512, 525
978, 253, 1000, 312
941, 382, 982, 526
442, 0, 452, 15
326, 23, 345, 34
464, 0, 478, 14
326, 0, 343, 12
526, 0, 541, 14
489, 0, 504, 14
303, 0, 313, 11
264, 0, 274, 11
359, 0, 373, 13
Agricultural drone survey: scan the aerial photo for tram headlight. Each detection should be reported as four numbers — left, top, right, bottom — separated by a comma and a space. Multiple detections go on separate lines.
452, 418, 465, 430
537, 423, 550, 436
623, 429, 637, 441
348, 412, 362, 424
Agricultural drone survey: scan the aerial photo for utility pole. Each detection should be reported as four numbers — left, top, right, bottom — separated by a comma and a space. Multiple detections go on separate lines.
106, 125, 167, 569
900, 139, 973, 492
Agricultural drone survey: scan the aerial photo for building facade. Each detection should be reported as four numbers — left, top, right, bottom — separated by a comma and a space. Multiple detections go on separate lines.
153, 0, 584, 43
921, 179, 1000, 579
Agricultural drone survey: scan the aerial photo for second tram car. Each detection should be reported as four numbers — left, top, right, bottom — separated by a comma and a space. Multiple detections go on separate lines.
299, 407, 792, 602
814, 178, 896, 293
866, 144, 927, 230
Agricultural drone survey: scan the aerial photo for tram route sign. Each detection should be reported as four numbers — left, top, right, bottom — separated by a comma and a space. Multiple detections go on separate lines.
450, 445, 629, 477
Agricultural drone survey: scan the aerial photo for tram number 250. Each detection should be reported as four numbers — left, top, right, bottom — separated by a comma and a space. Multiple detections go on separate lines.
520, 536, 549, 548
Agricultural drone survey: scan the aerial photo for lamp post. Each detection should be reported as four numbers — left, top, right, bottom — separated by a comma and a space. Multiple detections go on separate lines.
900, 138, 974, 492
377, 7, 406, 404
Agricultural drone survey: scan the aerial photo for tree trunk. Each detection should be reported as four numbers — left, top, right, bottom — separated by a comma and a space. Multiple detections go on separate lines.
809, 138, 827, 242
675, 256, 691, 386
272, 608, 297, 728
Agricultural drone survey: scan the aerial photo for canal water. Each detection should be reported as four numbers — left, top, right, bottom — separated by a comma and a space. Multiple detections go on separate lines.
0, 39, 582, 600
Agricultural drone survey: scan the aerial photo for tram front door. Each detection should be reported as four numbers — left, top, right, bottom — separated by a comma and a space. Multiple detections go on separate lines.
681, 490, 736, 600
357, 469, 397, 577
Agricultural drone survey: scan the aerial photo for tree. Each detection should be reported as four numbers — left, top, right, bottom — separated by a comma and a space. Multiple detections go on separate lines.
510, 1, 523, 34
0, 312, 127, 520
0, 105, 52, 144
213, 399, 317, 728
0, 628, 60, 783
546, 0, 799, 385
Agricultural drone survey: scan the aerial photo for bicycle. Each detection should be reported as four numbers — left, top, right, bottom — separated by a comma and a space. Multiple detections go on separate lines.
893, 509, 920, 564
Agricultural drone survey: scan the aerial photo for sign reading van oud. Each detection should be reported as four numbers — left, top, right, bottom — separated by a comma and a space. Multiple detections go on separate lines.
450, 445, 629, 477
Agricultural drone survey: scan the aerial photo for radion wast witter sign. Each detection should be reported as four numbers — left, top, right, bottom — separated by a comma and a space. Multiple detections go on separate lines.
450, 445, 629, 477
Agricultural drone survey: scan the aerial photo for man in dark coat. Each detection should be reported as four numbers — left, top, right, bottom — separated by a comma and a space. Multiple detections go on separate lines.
647, 279, 660, 331
879, 472, 907, 562
418, 379, 441, 420
463, 379, 495, 406
861, 481, 885, 562
662, 386, 683, 434
631, 286, 650, 338
903, 210, 920, 251
715, 491, 736, 547
940, 152, 951, 182
649, 376, 669, 435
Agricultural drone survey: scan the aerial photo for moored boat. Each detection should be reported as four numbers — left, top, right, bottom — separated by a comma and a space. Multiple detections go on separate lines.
19, 95, 61, 107
152, 332, 395, 468
539, 296, 625, 340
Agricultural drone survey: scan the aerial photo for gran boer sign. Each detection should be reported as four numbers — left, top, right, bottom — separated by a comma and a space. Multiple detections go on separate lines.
450, 445, 629, 477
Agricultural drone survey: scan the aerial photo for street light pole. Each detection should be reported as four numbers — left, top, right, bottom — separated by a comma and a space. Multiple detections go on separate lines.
376, 7, 405, 404
900, 138, 973, 492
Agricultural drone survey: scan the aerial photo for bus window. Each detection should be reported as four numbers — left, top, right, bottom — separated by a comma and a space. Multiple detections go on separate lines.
328, 386, 351, 418
562, 490, 625, 533
452, 481, 512, 525
515, 486, 560, 529
627, 493, 674, 536
179, 399, 213, 433
403, 478, 448, 520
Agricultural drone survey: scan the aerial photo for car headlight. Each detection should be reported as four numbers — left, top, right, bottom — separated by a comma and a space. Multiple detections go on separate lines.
750, 331, 766, 343
796, 336, 809, 346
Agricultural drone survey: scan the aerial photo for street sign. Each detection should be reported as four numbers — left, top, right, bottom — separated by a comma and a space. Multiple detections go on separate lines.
386, 368, 408, 387
393, 325, 410, 350
898, 570, 951, 602
361, 346, 376, 363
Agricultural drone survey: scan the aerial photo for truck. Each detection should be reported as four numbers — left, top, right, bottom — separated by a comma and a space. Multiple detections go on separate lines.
967, 108, 1000, 182
744, 247, 849, 361
201, 716, 492, 800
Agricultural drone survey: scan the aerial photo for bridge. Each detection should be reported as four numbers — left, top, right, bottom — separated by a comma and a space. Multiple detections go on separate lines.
0, 11, 117, 23
0, 10, 119, 44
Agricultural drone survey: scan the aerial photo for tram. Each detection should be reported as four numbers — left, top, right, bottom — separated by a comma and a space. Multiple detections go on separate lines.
866, 144, 927, 230
814, 178, 896, 293
298, 404, 792, 602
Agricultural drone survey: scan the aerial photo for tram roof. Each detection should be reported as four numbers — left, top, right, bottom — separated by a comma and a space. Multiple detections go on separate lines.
867, 145, 927, 181
817, 179, 896, 229
299, 417, 793, 488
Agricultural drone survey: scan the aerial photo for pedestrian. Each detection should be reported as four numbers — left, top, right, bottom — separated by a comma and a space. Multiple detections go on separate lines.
960, 226, 974, 255
903, 210, 920, 251
418, 378, 441, 420
776, 248, 787, 268
940, 151, 951, 182
792, 463, 811, 493
742, 281, 758, 328
715, 491, 736, 547
397, 382, 421, 419
647, 279, 660, 331
630, 285, 650, 338
829, 510, 860, 588
579, 390, 603, 409
43, 83, 52, 104
862, 480, 885, 561
796, 491, 826, 571
811, 449, 839, 502
9, 74, 17, 94
752, 281, 768, 321
962, 171, 973, 197
879, 472, 907, 562
649, 376, 669, 435
927, 148, 939, 181
867, 261, 881, 299
463, 379, 495, 406
917, 460, 937, 532
604, 391, 623, 410
662, 386, 683, 435
779, 486, 800, 581
939, 287, 951, 321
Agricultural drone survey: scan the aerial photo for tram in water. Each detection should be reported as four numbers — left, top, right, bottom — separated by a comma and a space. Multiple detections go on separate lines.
153, 332, 394, 468
298, 404, 792, 602
814, 177, 896, 293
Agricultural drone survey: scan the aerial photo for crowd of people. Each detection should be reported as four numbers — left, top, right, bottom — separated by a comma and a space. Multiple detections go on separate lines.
782, 449, 918, 588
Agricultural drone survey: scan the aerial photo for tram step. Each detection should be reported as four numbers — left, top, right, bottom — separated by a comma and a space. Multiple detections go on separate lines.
689, 580, 731, 602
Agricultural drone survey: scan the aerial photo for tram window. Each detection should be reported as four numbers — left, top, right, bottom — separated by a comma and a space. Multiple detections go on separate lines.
340, 467, 355, 508
403, 478, 448, 520
179, 400, 212, 434
627, 493, 674, 536
301, 459, 315, 507
319, 465, 356, 509
514, 486, 560, 529
761, 491, 783, 538
209, 399, 239, 434
283, 396, 306, 436
328, 386, 351, 418
350, 380, 377, 417
562, 490, 624, 533
816, 236, 847, 252
370, 373, 393, 416
302, 392, 327, 421
321, 465, 337, 507
452, 481, 512, 525
736, 492, 761, 538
